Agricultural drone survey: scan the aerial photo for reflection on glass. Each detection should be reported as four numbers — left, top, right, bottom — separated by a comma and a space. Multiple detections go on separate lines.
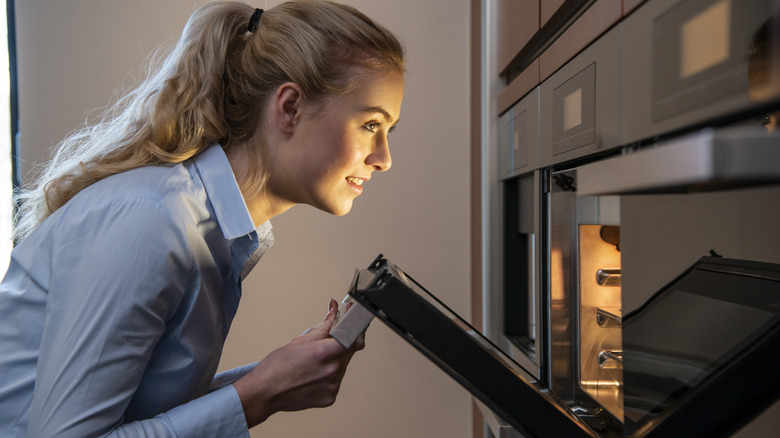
622, 266, 780, 434
747, 18, 779, 130
625, 290, 773, 421
563, 88, 583, 131
680, 0, 731, 79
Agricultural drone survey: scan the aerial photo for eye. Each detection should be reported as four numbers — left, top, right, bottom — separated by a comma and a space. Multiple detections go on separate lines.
363, 122, 381, 133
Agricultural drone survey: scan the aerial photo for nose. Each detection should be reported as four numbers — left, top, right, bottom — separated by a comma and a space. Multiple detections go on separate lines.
367, 135, 392, 172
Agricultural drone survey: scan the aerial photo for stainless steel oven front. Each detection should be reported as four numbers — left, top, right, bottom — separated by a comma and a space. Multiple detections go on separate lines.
486, 0, 780, 436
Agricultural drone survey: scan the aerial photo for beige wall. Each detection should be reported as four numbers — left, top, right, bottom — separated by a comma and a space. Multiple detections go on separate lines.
15, 0, 472, 436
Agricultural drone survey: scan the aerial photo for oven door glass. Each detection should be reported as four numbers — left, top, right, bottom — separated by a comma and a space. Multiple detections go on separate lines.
621, 256, 780, 437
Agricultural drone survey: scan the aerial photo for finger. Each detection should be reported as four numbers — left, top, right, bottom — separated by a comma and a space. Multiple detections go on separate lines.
321, 298, 338, 327
300, 299, 340, 338
328, 298, 338, 317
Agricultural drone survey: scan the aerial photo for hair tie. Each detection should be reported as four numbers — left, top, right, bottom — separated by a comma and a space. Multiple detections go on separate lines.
248, 8, 263, 33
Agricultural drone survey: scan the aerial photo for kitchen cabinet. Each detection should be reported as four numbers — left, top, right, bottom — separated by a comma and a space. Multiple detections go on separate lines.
496, 0, 622, 113
622, 0, 646, 14
498, 60, 539, 115
539, 0, 622, 81
541, 0, 568, 27
497, 0, 539, 74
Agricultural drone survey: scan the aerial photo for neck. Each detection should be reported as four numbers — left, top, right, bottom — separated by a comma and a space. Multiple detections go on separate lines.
225, 142, 294, 227
245, 194, 294, 227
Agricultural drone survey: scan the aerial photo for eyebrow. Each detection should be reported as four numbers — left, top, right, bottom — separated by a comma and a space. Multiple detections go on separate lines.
360, 106, 399, 124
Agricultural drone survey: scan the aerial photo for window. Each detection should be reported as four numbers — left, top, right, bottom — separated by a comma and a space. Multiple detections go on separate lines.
1, 1, 16, 271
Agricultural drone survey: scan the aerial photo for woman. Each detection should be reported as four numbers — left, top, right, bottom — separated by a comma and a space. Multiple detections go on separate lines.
0, 1, 405, 436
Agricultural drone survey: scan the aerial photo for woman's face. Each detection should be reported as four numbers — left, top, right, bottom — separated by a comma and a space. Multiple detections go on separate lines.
266, 69, 404, 216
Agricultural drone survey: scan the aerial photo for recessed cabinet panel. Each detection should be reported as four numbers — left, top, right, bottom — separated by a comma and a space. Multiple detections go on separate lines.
621, 0, 778, 145
540, 26, 621, 167
552, 63, 596, 155
499, 89, 540, 179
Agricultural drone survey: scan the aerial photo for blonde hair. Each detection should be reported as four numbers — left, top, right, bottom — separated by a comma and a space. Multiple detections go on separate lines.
14, 0, 405, 241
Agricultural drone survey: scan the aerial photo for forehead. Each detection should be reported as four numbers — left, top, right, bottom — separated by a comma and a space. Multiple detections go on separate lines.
345, 69, 404, 114
303, 68, 404, 122
322, 66, 404, 100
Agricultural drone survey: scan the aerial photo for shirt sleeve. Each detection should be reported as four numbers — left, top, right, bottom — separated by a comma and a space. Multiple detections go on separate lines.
26, 198, 250, 438
210, 362, 260, 392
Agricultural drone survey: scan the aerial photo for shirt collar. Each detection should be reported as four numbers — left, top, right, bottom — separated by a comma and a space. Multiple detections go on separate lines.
192, 144, 258, 240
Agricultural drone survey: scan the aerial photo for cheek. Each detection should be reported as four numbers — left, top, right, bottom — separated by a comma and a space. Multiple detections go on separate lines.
298, 130, 365, 186
326, 136, 363, 172
343, 143, 365, 167
301, 143, 350, 185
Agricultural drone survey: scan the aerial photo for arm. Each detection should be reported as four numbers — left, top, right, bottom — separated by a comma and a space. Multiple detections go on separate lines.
26, 199, 248, 438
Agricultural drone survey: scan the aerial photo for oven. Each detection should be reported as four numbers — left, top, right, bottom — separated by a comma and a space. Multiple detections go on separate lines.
484, 0, 780, 436
333, 0, 780, 436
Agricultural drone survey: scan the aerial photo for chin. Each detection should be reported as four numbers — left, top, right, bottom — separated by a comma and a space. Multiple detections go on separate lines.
332, 206, 353, 216
317, 201, 354, 216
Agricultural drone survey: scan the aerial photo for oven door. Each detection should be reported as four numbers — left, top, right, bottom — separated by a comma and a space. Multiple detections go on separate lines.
344, 255, 780, 438
622, 256, 780, 437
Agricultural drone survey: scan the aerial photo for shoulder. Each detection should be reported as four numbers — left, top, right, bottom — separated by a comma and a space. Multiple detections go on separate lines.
84, 162, 202, 207
69, 162, 209, 229
32, 162, 212, 253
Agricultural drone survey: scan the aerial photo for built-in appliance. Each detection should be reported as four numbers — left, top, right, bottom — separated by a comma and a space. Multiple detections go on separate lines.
484, 0, 780, 436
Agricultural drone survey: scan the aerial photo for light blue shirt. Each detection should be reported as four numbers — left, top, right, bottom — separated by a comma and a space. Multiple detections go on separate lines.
0, 144, 273, 437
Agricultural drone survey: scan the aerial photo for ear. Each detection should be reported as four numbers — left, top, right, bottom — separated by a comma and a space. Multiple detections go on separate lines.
272, 82, 303, 134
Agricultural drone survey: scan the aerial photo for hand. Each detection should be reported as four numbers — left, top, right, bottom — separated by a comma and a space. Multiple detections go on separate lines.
233, 299, 366, 427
